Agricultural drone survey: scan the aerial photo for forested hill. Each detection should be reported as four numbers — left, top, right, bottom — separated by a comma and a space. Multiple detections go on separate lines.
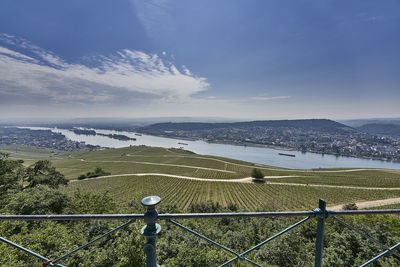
137, 119, 356, 135
357, 123, 400, 137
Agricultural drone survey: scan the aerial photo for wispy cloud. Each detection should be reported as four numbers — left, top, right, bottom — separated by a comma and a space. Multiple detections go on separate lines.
249, 96, 291, 101
130, 0, 173, 40
0, 34, 209, 105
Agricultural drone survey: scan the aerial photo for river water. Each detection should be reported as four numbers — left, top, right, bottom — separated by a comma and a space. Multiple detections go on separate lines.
22, 127, 400, 170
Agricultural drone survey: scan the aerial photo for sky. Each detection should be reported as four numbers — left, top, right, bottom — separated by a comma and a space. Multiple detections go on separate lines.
0, 0, 399, 120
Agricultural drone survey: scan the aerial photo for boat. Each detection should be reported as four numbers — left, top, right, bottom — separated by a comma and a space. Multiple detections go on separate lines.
178, 142, 188, 145
135, 133, 142, 136
278, 153, 296, 157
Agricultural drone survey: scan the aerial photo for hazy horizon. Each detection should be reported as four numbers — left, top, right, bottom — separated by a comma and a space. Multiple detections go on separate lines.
1, 116, 400, 126
1, 1, 399, 119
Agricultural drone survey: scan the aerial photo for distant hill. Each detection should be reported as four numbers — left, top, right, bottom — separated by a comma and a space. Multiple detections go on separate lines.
358, 123, 400, 137
340, 118, 400, 128
138, 119, 356, 135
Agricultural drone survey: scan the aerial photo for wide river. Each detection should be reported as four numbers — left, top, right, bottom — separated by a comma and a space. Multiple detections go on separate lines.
23, 127, 400, 170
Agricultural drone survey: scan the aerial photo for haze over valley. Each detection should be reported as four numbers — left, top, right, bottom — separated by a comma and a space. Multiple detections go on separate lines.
1, 1, 400, 266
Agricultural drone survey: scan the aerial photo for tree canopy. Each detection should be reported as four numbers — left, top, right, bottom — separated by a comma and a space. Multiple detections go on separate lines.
251, 168, 264, 180
25, 160, 68, 189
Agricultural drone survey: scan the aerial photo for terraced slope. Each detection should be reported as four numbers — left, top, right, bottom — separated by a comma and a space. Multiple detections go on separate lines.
49, 146, 300, 180
271, 169, 400, 188
63, 175, 400, 211
3, 145, 400, 211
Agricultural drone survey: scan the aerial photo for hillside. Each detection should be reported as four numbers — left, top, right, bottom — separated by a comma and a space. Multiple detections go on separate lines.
137, 119, 356, 135
358, 123, 400, 137
3, 145, 400, 211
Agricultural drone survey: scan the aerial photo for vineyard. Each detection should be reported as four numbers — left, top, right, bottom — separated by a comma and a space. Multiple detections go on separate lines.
63, 175, 400, 211
4, 145, 400, 211
271, 169, 400, 188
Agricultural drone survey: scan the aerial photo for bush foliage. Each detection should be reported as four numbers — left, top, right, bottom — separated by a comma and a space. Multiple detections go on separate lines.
1, 154, 400, 266
77, 167, 111, 180
251, 168, 264, 179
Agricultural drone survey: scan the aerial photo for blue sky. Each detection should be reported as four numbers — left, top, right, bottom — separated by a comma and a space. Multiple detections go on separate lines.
0, 0, 399, 120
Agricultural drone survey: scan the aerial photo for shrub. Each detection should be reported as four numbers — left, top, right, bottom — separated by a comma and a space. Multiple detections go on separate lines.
342, 203, 358, 210
251, 168, 264, 180
77, 167, 111, 180
77, 174, 87, 180
5, 185, 69, 214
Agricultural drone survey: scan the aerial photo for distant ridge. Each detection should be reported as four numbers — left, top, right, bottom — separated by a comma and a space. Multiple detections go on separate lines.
137, 119, 356, 134
358, 123, 400, 137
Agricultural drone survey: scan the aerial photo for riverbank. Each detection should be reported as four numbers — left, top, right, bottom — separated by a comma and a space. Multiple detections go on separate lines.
135, 132, 400, 164
16, 126, 400, 170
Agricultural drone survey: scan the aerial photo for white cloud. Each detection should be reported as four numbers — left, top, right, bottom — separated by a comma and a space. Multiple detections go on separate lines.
182, 65, 192, 75
0, 34, 209, 105
249, 96, 291, 101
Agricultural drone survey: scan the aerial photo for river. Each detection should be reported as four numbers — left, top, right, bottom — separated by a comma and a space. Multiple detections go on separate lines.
21, 127, 400, 170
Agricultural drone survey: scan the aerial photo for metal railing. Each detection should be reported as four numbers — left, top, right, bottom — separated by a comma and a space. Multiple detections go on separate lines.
1, 197, 400, 266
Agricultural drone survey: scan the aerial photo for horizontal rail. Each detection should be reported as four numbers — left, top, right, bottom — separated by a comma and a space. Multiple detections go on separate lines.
0, 214, 145, 221
1, 209, 399, 221
159, 211, 317, 219
329, 209, 400, 215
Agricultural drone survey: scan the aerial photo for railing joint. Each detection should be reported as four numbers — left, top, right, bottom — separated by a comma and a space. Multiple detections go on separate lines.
313, 208, 322, 217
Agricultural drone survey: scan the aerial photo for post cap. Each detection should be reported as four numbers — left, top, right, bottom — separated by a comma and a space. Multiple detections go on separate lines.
141, 196, 161, 206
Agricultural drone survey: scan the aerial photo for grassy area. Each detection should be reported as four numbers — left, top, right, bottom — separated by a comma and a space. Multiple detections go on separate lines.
62, 175, 400, 211
0, 145, 67, 166
47, 146, 261, 180
47, 146, 320, 180
272, 169, 400, 188
363, 203, 400, 210
5, 145, 400, 211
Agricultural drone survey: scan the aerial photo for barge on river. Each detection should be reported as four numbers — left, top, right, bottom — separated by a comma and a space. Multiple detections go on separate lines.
278, 152, 296, 157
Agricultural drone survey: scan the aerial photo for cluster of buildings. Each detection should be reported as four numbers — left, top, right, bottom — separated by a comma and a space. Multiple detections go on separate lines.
0, 127, 100, 151
158, 127, 400, 161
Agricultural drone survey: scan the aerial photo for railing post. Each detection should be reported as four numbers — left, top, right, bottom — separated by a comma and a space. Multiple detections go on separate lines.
141, 196, 161, 267
314, 199, 327, 267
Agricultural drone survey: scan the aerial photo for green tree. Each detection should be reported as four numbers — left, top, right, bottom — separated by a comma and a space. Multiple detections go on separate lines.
251, 168, 264, 181
67, 191, 115, 214
5, 185, 69, 215
78, 167, 111, 180
25, 160, 68, 189
0, 152, 25, 198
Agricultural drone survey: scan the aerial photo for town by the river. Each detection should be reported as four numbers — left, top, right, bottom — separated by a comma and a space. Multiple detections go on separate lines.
20, 127, 400, 170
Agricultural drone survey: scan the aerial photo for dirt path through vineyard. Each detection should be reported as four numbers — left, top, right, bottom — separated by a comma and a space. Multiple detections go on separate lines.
328, 197, 400, 211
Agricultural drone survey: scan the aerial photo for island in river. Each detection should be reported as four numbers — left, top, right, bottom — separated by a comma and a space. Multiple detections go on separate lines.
97, 133, 136, 141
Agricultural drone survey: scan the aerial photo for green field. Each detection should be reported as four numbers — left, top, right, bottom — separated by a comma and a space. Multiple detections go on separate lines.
272, 169, 400, 188
0, 145, 66, 165
63, 175, 400, 211
3, 145, 400, 211
364, 203, 400, 210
